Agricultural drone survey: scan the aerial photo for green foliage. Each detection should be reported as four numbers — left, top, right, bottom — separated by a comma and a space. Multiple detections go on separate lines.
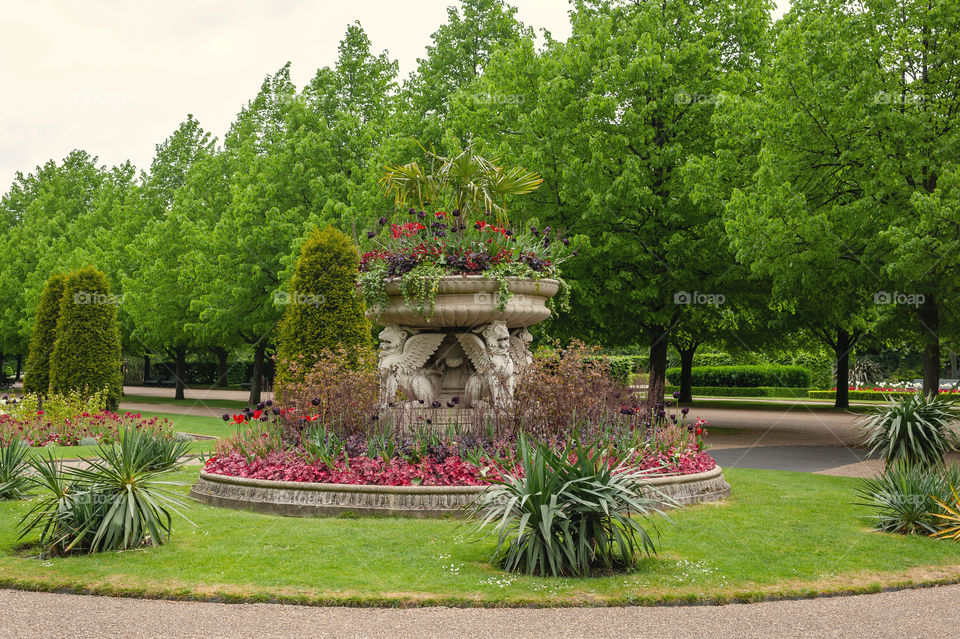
856, 461, 960, 535
808, 390, 960, 402
276, 226, 371, 383
694, 352, 734, 367
48, 267, 123, 410
472, 435, 670, 577
859, 394, 960, 469
0, 438, 31, 500
604, 356, 647, 386
665, 365, 811, 388
931, 485, 960, 541
664, 385, 810, 399
18, 428, 191, 555
23, 273, 67, 394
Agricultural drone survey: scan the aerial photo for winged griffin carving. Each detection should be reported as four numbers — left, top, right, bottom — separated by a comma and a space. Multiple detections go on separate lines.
458, 321, 515, 408
377, 324, 445, 407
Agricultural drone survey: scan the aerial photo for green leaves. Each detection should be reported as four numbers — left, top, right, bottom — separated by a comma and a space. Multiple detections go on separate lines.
18, 428, 192, 555
0, 437, 31, 500
472, 434, 671, 577
859, 393, 960, 469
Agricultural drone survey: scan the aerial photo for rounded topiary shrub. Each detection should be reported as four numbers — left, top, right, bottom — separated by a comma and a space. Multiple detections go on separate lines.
23, 273, 68, 395
49, 267, 124, 410
276, 226, 372, 386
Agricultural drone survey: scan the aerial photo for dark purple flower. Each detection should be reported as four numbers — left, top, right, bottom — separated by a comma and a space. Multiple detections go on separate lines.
379, 216, 388, 225
272, 406, 281, 415
452, 209, 461, 217
620, 407, 634, 415
408, 208, 415, 215
417, 211, 426, 220
266, 399, 273, 407
447, 401, 456, 408
562, 237, 570, 246
418, 399, 425, 404
221, 413, 230, 421
431, 401, 442, 408
672, 391, 681, 399
367, 230, 376, 239
681, 406, 690, 415
257, 402, 265, 410
311, 398, 321, 406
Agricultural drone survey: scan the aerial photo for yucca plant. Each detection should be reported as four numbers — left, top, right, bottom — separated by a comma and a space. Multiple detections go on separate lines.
472, 434, 671, 577
856, 461, 960, 534
0, 437, 32, 499
19, 428, 192, 554
859, 393, 960, 469
143, 435, 192, 471
931, 485, 960, 541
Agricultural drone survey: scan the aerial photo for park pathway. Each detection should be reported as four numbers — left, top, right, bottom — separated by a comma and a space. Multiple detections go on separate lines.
0, 585, 956, 638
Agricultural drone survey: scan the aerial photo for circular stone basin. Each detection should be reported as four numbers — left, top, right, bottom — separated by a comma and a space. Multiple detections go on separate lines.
367, 275, 560, 328
189, 466, 730, 519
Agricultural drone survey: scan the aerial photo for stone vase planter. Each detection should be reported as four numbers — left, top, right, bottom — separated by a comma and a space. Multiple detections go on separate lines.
367, 275, 560, 408
367, 275, 561, 328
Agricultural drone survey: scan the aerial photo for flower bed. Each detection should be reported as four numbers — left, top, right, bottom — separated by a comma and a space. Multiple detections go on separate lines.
0, 393, 173, 446
202, 447, 717, 487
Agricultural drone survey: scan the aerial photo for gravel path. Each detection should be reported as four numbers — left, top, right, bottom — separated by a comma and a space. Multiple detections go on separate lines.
0, 586, 955, 639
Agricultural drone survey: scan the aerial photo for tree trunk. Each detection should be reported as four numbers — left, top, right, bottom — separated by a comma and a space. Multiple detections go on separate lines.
212, 348, 229, 387
834, 328, 851, 409
249, 342, 267, 405
678, 346, 696, 403
143, 354, 151, 382
0, 352, 5, 384
15, 354, 22, 380
950, 352, 957, 379
174, 350, 186, 401
920, 294, 940, 398
648, 333, 669, 406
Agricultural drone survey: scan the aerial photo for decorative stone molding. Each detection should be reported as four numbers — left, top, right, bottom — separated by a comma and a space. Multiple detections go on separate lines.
368, 276, 559, 408
190, 466, 730, 519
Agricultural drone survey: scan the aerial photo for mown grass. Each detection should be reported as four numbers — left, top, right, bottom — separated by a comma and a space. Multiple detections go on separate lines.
121, 394, 249, 410
1, 467, 959, 606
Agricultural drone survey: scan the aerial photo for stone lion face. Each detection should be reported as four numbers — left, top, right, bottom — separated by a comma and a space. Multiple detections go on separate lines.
483, 322, 511, 354
378, 325, 406, 354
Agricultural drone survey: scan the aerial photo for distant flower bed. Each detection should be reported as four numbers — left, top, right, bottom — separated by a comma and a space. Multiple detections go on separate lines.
0, 393, 173, 446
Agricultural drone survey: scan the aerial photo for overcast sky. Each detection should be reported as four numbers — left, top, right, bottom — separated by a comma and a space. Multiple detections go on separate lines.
0, 0, 792, 188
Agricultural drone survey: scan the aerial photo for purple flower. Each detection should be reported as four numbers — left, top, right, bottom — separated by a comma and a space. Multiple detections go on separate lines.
452, 209, 461, 217
562, 238, 570, 246
367, 230, 376, 239
681, 407, 690, 415
311, 398, 321, 406
431, 401, 442, 408
417, 211, 426, 220
672, 391, 681, 399
221, 413, 230, 421
379, 216, 388, 225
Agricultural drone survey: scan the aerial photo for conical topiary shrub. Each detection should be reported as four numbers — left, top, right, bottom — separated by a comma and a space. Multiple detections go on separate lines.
23, 273, 68, 395
276, 226, 372, 388
49, 267, 124, 410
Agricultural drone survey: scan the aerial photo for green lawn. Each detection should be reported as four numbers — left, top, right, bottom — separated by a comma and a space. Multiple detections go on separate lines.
121, 394, 249, 410
678, 398, 877, 413
1, 467, 959, 606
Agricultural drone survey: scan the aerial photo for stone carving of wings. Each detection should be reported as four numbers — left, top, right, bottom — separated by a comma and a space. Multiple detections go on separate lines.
508, 336, 527, 366
457, 332, 489, 374
397, 333, 446, 373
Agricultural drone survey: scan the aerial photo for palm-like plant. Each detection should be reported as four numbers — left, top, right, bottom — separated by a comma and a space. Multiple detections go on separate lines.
19, 428, 192, 554
380, 143, 542, 224
856, 461, 960, 535
931, 485, 960, 541
472, 434, 671, 577
859, 393, 960, 468
0, 437, 32, 499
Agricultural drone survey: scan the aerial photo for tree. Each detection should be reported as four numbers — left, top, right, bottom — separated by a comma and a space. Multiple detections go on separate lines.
276, 226, 371, 385
49, 267, 123, 409
22, 273, 67, 394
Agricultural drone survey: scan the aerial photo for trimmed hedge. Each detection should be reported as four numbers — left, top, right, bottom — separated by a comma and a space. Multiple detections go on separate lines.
665, 385, 810, 398
808, 390, 960, 402
605, 355, 647, 386
277, 226, 371, 385
693, 352, 735, 367
666, 365, 811, 388
49, 267, 124, 410
23, 273, 67, 394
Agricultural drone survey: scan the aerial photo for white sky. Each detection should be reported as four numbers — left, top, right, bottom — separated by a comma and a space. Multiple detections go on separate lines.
0, 0, 792, 187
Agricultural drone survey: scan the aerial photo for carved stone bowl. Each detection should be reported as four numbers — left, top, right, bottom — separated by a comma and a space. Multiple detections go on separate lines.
366, 275, 560, 329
